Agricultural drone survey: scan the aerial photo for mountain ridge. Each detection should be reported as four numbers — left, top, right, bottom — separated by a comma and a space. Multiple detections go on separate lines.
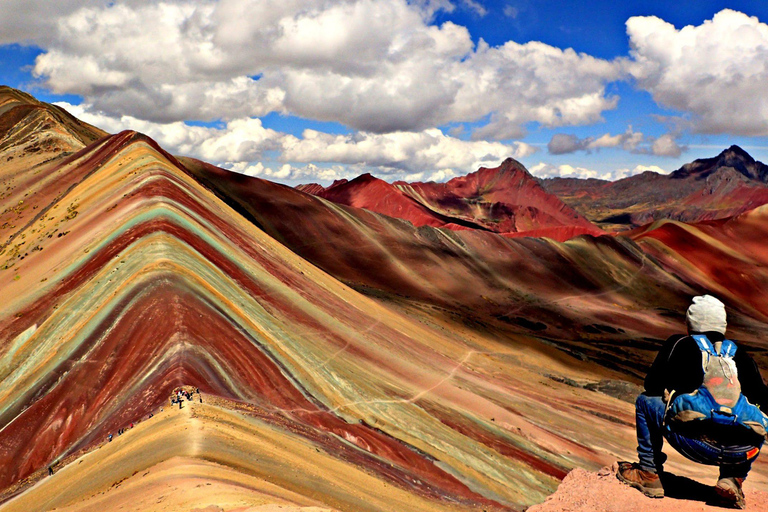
300, 157, 603, 241
541, 145, 768, 229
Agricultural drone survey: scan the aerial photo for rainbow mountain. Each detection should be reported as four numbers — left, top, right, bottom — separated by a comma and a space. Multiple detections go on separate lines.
1, 86, 768, 511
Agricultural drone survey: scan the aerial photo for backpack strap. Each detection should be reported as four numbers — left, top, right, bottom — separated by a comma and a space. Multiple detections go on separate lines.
692, 334, 715, 371
721, 338, 737, 358
691, 334, 716, 355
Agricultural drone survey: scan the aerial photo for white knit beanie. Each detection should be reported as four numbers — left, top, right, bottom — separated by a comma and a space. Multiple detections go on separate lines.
686, 295, 727, 334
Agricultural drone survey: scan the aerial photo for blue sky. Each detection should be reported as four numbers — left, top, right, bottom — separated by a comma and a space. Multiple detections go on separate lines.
2, 1, 768, 184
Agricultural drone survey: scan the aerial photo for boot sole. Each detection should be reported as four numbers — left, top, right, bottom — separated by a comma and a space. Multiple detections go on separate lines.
714, 485, 746, 509
616, 471, 664, 498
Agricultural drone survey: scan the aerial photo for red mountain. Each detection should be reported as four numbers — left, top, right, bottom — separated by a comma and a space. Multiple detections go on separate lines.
301, 158, 602, 240
542, 146, 768, 230
395, 159, 599, 234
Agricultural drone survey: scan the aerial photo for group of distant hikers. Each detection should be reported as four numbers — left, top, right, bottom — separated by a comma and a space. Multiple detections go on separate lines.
107, 421, 139, 443
171, 387, 202, 409
618, 295, 768, 509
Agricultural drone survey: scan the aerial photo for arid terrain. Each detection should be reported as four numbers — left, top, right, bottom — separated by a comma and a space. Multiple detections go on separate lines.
2, 86, 768, 511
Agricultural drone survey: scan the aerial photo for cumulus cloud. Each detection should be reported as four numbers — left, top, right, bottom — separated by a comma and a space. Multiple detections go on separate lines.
529, 163, 609, 180
17, 0, 621, 136
57, 102, 286, 163
232, 162, 350, 182
0, 0, 101, 45
281, 128, 536, 173
627, 9, 768, 136
589, 129, 644, 152
547, 127, 683, 157
650, 133, 684, 158
57, 102, 533, 181
530, 162, 669, 181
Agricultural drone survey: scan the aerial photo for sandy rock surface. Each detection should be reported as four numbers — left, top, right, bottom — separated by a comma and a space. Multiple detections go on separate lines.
528, 462, 768, 512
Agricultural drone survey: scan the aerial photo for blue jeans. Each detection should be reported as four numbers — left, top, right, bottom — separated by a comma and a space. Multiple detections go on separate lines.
635, 393, 762, 478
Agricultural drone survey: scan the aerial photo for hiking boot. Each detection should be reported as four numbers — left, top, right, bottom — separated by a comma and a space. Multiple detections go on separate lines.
715, 477, 746, 509
616, 461, 664, 498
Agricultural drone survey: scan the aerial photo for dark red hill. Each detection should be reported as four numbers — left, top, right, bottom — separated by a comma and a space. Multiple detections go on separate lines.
300, 158, 602, 240
396, 158, 599, 235
542, 146, 768, 230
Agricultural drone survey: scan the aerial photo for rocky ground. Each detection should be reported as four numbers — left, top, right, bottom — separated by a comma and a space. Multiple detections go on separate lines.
529, 462, 768, 512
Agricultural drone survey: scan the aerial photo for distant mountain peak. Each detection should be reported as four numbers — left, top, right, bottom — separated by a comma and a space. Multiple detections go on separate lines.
454, 158, 534, 193
724, 144, 752, 159
501, 156, 525, 168
486, 156, 530, 176
716, 144, 757, 169
670, 145, 768, 183
352, 172, 380, 183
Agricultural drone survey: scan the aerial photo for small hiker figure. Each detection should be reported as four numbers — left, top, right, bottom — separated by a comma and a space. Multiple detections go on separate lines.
130, 422, 134, 429
179, 399, 183, 409
108, 434, 113, 442
199, 395, 202, 403
196, 388, 199, 394
48, 466, 53, 476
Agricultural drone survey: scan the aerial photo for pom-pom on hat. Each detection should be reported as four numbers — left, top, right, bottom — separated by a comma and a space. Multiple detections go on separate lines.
686, 294, 727, 334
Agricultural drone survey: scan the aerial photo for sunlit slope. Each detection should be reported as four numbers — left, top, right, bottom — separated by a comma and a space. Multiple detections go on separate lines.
0, 86, 105, 169
631, 206, 768, 323
2, 401, 470, 512
0, 125, 656, 511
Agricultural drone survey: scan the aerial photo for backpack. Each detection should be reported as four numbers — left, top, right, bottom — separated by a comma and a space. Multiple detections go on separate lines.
665, 335, 768, 440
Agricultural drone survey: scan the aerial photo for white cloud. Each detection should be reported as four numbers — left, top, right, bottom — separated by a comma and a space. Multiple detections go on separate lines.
57, 102, 285, 163
650, 133, 684, 158
19, 0, 621, 136
529, 163, 609, 180
589, 128, 644, 151
463, 40, 621, 139
530, 162, 667, 181
234, 162, 348, 182
404, 169, 457, 182
614, 164, 668, 180
627, 9, 768, 136
57, 102, 533, 181
281, 128, 536, 173
426, 169, 457, 182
